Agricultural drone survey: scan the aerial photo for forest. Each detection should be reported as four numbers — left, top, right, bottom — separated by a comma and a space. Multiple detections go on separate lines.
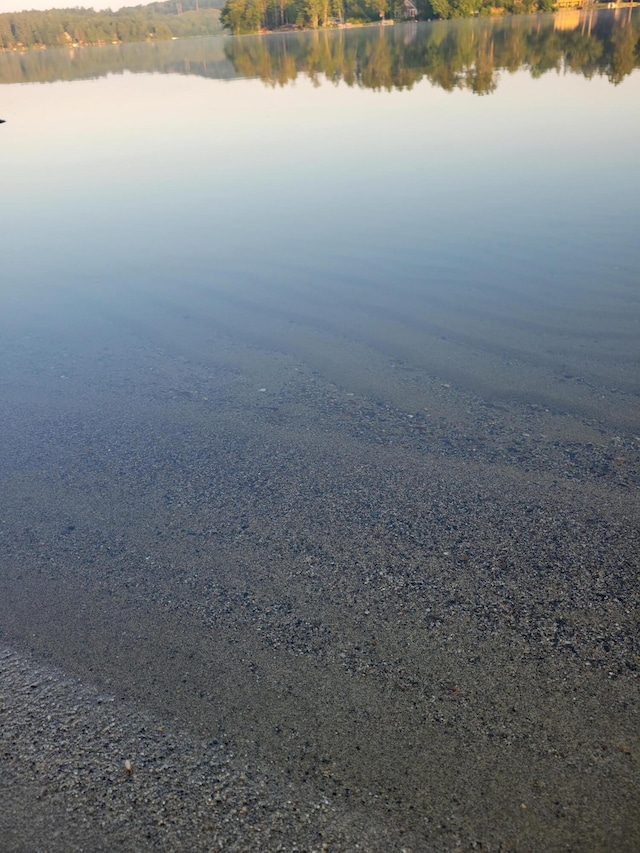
220, 0, 556, 35
0, 0, 634, 54
0, 0, 223, 50
0, 0, 577, 49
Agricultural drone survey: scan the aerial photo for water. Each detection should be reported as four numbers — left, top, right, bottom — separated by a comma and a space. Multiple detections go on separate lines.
1, 11, 639, 851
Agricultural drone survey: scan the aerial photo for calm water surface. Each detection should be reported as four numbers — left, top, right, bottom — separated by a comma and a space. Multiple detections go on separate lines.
2, 14, 639, 420
1, 11, 639, 852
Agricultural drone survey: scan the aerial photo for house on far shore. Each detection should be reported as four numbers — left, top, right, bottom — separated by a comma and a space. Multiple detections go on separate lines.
401, 0, 418, 18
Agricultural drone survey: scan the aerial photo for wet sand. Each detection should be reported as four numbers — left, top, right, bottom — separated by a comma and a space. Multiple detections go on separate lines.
1, 304, 639, 851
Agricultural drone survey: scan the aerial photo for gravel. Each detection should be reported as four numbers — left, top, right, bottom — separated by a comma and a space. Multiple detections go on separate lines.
0, 303, 638, 852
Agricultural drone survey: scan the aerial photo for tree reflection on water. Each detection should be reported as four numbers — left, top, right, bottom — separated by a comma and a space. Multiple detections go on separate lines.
225, 9, 639, 93
0, 9, 637, 93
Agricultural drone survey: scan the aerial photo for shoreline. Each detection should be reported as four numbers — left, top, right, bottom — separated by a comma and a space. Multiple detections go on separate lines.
1, 645, 402, 852
2, 6, 637, 53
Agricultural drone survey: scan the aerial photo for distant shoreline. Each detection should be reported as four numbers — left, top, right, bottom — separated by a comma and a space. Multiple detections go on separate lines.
2, 3, 637, 52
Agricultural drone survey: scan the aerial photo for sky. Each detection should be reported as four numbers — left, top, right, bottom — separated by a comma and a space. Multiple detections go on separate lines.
0, 0, 154, 11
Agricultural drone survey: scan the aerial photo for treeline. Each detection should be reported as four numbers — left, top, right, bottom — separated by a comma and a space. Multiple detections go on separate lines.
1, 10, 637, 90
0, 0, 223, 50
220, 0, 555, 35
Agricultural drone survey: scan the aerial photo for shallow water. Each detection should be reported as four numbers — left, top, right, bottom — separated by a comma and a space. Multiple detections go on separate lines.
1, 11, 639, 852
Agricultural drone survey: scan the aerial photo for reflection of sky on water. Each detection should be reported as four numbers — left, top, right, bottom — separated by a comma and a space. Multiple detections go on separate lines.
3, 62, 638, 307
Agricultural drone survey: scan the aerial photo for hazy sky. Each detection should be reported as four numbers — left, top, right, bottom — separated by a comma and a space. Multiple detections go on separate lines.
0, 0, 154, 11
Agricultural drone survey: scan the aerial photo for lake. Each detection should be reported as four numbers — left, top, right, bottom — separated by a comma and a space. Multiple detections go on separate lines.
1, 10, 639, 851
